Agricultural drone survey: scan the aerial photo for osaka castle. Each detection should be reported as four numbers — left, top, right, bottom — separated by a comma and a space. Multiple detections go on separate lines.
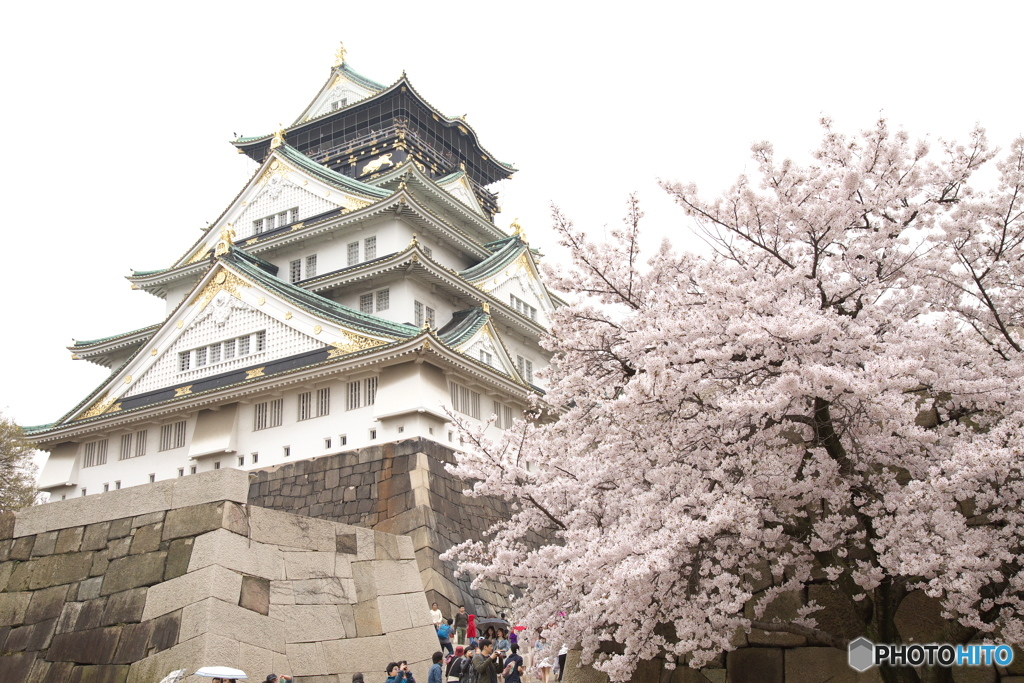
32, 46, 555, 500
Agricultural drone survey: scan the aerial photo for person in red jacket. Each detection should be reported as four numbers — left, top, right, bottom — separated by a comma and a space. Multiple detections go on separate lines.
466, 613, 477, 642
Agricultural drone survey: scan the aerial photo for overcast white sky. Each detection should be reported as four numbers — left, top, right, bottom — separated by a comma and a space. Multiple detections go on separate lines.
1, 0, 1021, 429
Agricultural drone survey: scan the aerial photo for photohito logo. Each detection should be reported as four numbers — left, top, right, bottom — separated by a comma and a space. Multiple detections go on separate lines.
848, 637, 1014, 671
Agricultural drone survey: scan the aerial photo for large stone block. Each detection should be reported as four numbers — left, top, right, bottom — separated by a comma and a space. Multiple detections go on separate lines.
26, 659, 74, 683
377, 593, 413, 633
0, 590, 31, 626
169, 467, 251, 509
101, 587, 147, 626
128, 523, 163, 555
372, 560, 424, 596
293, 577, 355, 605
25, 584, 70, 624
162, 502, 230, 541
47, 626, 123, 665
187, 528, 283, 580
405, 592, 433, 628
142, 564, 243, 621
31, 531, 59, 556
240, 575, 271, 616
68, 664, 130, 683
181, 597, 285, 654
287, 641, 329, 676
29, 551, 95, 589
240, 641, 277, 679
807, 584, 866, 643
785, 647, 883, 682
163, 537, 193, 581
55, 526, 85, 554
5, 617, 57, 651
353, 600, 382, 637
101, 552, 167, 595
82, 523, 111, 551
269, 604, 347, 643
726, 648, 784, 683
112, 622, 154, 664
322, 634, 392, 676
0, 651, 38, 680
284, 550, 335, 580
248, 506, 337, 551
270, 580, 295, 605
894, 590, 945, 644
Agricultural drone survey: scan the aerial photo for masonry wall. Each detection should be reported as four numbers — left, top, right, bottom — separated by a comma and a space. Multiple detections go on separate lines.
247, 436, 516, 617
0, 469, 440, 682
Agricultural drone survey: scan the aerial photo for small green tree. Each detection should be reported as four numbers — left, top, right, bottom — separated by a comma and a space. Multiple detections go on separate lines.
0, 415, 39, 512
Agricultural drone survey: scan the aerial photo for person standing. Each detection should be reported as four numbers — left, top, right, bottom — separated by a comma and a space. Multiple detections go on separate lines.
502, 644, 525, 683
557, 643, 568, 681
472, 638, 500, 683
466, 613, 477, 644
445, 645, 466, 682
454, 606, 469, 645
428, 651, 444, 683
430, 602, 445, 629
534, 636, 553, 683
386, 662, 410, 683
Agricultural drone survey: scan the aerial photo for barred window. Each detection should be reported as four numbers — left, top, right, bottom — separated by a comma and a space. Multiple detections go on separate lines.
298, 391, 313, 421
223, 338, 236, 360
511, 294, 538, 321
253, 218, 264, 235
481, 351, 493, 366
493, 400, 502, 429
195, 347, 207, 367
359, 293, 374, 314
347, 242, 359, 266
364, 236, 377, 260
516, 356, 534, 384
159, 421, 186, 451
237, 335, 250, 356
256, 330, 266, 352
365, 377, 377, 406
376, 289, 389, 311
135, 430, 147, 457
290, 208, 300, 223
120, 433, 132, 460
426, 307, 436, 328
290, 259, 302, 283
209, 343, 221, 364
83, 439, 108, 468
503, 405, 513, 429
414, 301, 424, 327
183, 332, 264, 371
346, 381, 361, 410
306, 254, 317, 278
317, 387, 330, 415
423, 246, 433, 258
449, 382, 481, 420
254, 398, 284, 430
179, 351, 191, 371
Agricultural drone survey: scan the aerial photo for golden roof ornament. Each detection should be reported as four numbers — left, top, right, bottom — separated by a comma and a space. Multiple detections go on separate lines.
334, 42, 347, 67
409, 234, 418, 248
215, 226, 236, 256
270, 126, 285, 150
482, 302, 490, 314
511, 219, 524, 238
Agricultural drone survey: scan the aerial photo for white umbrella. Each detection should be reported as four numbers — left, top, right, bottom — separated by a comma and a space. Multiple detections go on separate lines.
194, 666, 249, 679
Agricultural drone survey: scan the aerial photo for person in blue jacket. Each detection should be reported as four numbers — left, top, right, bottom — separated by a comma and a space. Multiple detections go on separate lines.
428, 651, 444, 683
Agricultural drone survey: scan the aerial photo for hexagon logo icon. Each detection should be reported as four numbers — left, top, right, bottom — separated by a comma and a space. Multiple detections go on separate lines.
848, 637, 875, 672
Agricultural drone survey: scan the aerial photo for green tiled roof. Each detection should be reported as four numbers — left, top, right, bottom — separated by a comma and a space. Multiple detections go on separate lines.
223, 249, 419, 339
438, 307, 489, 347
72, 324, 160, 349
278, 144, 391, 198
459, 236, 527, 282
338, 62, 385, 91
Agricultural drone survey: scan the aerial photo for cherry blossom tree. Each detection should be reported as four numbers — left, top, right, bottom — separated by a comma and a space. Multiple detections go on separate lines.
442, 120, 1024, 683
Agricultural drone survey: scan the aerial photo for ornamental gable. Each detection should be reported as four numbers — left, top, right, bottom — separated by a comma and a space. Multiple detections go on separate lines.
126, 290, 326, 396
454, 322, 521, 382
235, 177, 340, 239
483, 268, 550, 328
438, 174, 486, 217
302, 73, 378, 123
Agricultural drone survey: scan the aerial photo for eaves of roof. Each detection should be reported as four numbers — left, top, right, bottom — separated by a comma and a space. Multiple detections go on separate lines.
70, 323, 161, 350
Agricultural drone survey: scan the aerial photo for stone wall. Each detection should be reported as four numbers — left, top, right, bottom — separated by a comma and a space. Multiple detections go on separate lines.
247, 437, 516, 617
0, 469, 440, 682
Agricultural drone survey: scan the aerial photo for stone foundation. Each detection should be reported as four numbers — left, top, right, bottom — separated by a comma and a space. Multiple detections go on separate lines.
0, 469, 439, 682
247, 437, 515, 617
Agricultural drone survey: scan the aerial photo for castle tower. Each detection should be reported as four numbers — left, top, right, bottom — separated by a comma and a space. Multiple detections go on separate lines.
32, 46, 554, 522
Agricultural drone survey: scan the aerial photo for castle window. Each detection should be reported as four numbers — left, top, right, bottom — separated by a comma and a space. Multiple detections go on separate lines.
178, 468, 184, 478
414, 301, 424, 327
376, 289, 389, 311
346, 381, 361, 410
298, 388, 329, 420
516, 356, 534, 384
481, 351, 493, 366
449, 382, 481, 420
324, 437, 332, 449
290, 259, 302, 283
83, 439, 108, 468
426, 306, 436, 328
252, 453, 259, 464
306, 254, 317, 278
511, 295, 537, 321
347, 242, 359, 266
256, 330, 266, 352
195, 347, 208, 367
253, 398, 284, 431
339, 435, 348, 446
179, 351, 191, 371
365, 377, 377, 406
423, 246, 433, 259
114, 481, 121, 489
159, 421, 187, 451
369, 429, 377, 440
360, 294, 374, 314
149, 473, 156, 482
364, 236, 377, 260
318, 387, 331, 416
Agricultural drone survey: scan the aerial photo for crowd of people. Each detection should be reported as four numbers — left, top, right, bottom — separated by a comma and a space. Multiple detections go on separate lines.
425, 602, 568, 683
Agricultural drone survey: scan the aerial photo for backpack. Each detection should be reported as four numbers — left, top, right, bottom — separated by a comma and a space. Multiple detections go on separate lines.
438, 623, 451, 639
